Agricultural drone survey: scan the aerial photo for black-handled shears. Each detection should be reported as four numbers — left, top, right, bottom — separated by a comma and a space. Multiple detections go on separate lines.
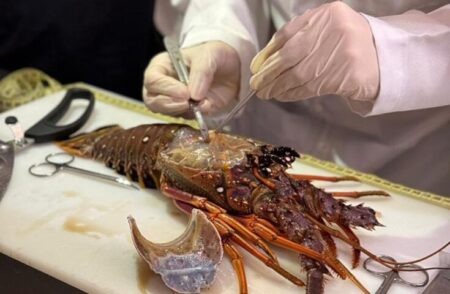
5, 88, 95, 149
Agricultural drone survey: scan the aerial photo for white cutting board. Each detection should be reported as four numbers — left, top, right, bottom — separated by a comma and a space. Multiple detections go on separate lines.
0, 86, 448, 294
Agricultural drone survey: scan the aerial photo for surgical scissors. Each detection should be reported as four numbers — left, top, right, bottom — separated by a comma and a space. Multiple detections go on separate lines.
364, 255, 429, 294
29, 152, 139, 190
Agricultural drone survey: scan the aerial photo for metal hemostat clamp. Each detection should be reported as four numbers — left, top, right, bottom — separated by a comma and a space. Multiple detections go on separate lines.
163, 37, 210, 142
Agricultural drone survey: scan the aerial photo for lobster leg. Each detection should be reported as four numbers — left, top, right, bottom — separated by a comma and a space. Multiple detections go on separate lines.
235, 215, 282, 236
214, 214, 279, 263
161, 182, 369, 293
237, 215, 336, 261
215, 219, 306, 293
290, 174, 359, 182
169, 185, 305, 288
213, 218, 305, 287
246, 218, 369, 294
330, 191, 390, 198
338, 224, 361, 268
223, 241, 248, 294
162, 183, 279, 262
244, 219, 348, 279
172, 200, 249, 293
160, 183, 342, 275
320, 230, 337, 259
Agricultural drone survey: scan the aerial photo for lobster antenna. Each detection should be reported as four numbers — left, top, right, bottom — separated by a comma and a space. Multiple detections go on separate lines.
389, 241, 449, 265
304, 213, 449, 271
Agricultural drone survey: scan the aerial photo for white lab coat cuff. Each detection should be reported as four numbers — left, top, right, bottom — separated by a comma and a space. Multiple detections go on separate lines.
361, 14, 410, 116
359, 13, 450, 116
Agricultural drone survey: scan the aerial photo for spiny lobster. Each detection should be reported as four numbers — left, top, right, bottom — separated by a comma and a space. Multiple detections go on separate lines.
57, 123, 396, 294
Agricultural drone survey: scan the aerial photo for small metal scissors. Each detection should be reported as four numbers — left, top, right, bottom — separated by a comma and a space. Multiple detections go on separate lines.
364, 255, 429, 294
29, 152, 139, 190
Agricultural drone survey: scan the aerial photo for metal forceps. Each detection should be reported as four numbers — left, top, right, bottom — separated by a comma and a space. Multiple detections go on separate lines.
163, 37, 210, 142
217, 89, 255, 130
29, 152, 139, 190
364, 255, 429, 294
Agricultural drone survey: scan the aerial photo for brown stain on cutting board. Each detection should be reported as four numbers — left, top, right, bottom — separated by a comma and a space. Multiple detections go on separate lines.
62, 200, 130, 238
63, 190, 79, 197
63, 217, 101, 239
136, 257, 154, 293
168, 206, 184, 218
63, 216, 116, 238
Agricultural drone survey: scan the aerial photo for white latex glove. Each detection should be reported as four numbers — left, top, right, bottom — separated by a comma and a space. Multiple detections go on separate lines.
143, 41, 240, 116
250, 2, 380, 103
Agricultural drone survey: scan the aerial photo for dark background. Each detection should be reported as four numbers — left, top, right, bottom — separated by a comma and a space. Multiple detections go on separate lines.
0, 0, 164, 99
0, 1, 163, 292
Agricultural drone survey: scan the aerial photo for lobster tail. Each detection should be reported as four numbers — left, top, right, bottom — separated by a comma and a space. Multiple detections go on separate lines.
56, 123, 187, 189
57, 125, 123, 158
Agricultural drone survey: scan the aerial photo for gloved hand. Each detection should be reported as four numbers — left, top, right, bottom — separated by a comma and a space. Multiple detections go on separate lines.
143, 41, 240, 116
250, 2, 379, 102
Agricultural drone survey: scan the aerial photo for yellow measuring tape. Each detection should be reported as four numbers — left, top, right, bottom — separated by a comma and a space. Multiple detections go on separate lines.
0, 68, 62, 112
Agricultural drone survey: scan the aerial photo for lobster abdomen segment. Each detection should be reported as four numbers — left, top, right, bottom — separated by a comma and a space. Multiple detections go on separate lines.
57, 124, 185, 188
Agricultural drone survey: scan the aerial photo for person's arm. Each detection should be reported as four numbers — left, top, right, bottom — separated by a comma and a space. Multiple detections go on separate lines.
179, 0, 270, 97
250, 3, 450, 117
351, 5, 450, 115
144, 0, 269, 117
154, 0, 269, 99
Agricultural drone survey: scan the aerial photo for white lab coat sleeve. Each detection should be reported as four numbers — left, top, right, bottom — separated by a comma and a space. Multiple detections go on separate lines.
347, 5, 450, 116
179, 0, 270, 98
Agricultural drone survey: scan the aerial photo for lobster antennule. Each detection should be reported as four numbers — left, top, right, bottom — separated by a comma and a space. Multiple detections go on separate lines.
57, 125, 123, 157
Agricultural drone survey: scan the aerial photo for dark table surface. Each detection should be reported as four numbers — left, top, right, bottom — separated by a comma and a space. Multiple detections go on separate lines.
0, 253, 85, 294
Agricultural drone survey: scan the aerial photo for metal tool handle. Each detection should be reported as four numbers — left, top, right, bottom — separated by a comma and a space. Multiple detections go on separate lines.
364, 255, 396, 275
29, 162, 61, 177
163, 37, 200, 110
61, 165, 120, 181
163, 38, 201, 109
62, 165, 139, 190
395, 264, 429, 287
45, 152, 75, 165
25, 88, 95, 143
217, 90, 255, 130
365, 255, 430, 292
163, 36, 209, 142
163, 37, 190, 84
29, 161, 139, 190
375, 271, 397, 294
